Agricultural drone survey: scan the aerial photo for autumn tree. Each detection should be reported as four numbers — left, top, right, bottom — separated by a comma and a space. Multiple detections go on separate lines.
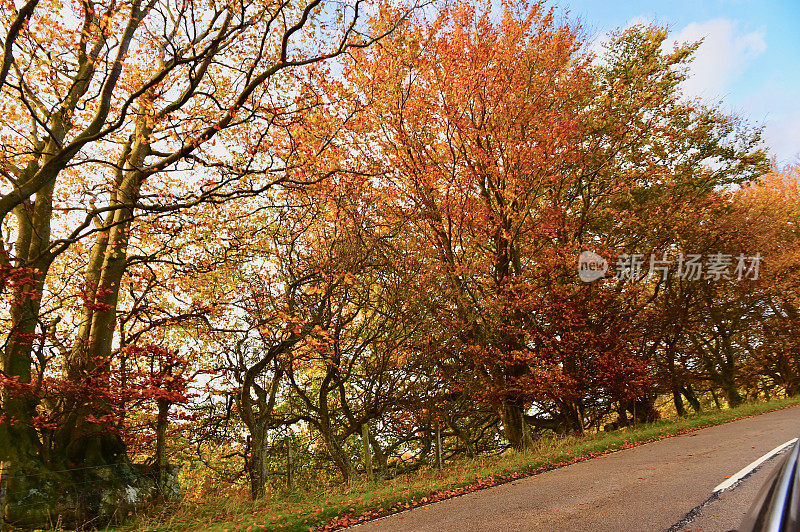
702, 166, 800, 401
1, 0, 785, 523
0, 0, 415, 524
235, 176, 425, 487
342, 0, 594, 447
341, 0, 766, 445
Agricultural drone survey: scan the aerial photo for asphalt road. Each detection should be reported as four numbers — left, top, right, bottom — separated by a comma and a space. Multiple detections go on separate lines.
352, 406, 800, 532
683, 456, 782, 532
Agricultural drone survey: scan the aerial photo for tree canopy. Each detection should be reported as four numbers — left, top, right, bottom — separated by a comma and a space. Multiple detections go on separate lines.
0, 0, 794, 527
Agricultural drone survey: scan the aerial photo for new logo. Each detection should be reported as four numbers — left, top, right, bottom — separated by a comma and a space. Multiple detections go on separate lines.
578, 250, 608, 282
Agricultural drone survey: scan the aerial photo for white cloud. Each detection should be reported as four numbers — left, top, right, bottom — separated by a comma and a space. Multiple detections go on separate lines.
665, 19, 766, 100
742, 89, 800, 165
766, 115, 800, 165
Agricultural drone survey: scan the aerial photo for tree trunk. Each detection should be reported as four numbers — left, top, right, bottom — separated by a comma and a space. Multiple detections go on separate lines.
317, 405, 353, 483
435, 420, 442, 470
155, 400, 170, 497
568, 402, 584, 434
616, 403, 630, 428
413, 428, 432, 469
325, 435, 354, 484
1, 183, 56, 462
724, 384, 744, 408
632, 396, 660, 423
720, 336, 743, 408
54, 122, 151, 475
681, 384, 702, 413
448, 418, 475, 458
249, 428, 268, 500
499, 398, 526, 450
362, 424, 373, 481
672, 386, 687, 417
369, 437, 389, 478
521, 414, 534, 449
0, 59, 156, 525
286, 437, 294, 489
710, 388, 721, 409
1, 461, 7, 530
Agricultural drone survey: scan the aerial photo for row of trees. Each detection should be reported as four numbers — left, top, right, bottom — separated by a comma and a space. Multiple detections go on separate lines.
1, 0, 797, 526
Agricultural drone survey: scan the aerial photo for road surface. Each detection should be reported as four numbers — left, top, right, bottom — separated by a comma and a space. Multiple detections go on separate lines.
352, 406, 800, 531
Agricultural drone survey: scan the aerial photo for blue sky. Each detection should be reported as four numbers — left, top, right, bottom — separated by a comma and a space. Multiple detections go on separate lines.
554, 0, 800, 165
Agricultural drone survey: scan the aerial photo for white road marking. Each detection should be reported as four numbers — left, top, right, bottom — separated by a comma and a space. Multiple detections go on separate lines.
713, 437, 798, 493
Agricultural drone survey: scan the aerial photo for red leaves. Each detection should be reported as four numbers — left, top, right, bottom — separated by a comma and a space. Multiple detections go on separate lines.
85, 413, 118, 425
0, 374, 32, 393
115, 344, 193, 413
78, 281, 115, 311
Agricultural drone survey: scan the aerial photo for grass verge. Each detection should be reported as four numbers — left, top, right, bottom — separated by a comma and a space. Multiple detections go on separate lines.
119, 396, 800, 532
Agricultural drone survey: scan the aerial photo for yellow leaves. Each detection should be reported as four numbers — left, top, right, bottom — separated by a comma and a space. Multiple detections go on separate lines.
303, 284, 326, 296
312, 325, 325, 335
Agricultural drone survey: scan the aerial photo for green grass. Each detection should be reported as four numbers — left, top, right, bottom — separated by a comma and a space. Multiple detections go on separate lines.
117, 396, 800, 532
